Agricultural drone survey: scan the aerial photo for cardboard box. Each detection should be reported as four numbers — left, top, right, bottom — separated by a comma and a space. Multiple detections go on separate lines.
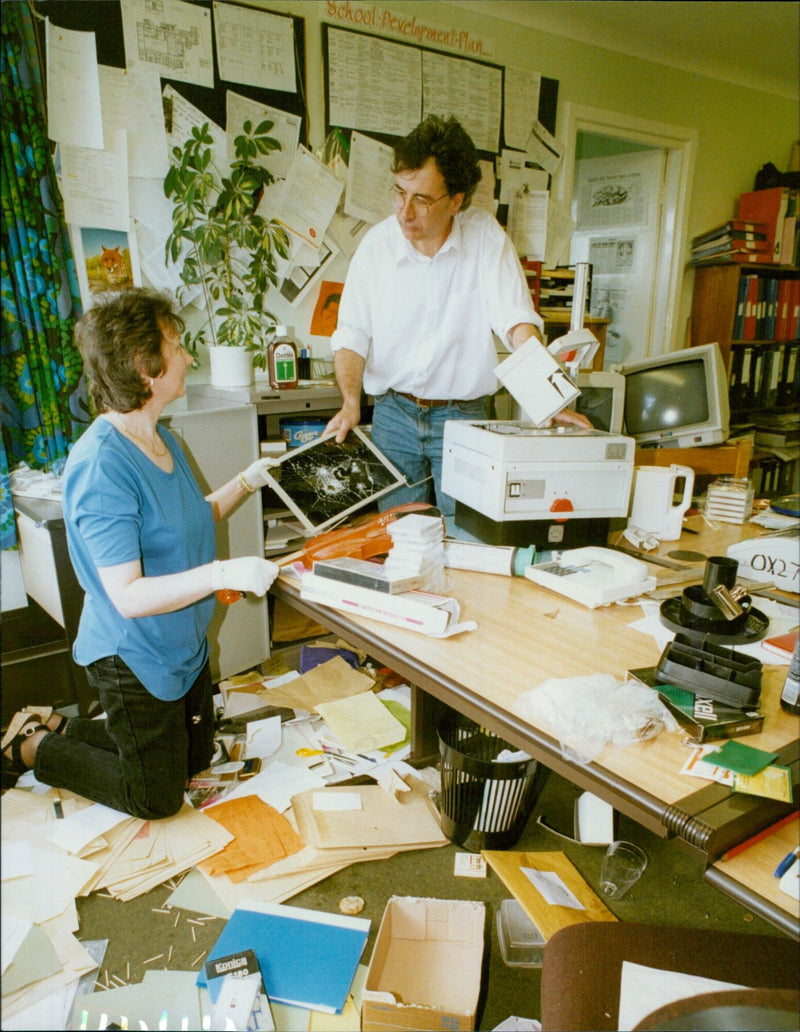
300, 573, 467, 636
361, 897, 485, 1032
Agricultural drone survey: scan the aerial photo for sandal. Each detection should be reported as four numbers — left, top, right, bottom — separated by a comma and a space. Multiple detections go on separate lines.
21, 705, 68, 734
1, 712, 47, 776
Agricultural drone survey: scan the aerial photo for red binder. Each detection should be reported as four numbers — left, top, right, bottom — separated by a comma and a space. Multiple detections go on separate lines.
737, 187, 791, 263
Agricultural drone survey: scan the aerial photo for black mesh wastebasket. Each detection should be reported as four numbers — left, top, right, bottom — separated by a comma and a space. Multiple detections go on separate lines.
438, 713, 547, 852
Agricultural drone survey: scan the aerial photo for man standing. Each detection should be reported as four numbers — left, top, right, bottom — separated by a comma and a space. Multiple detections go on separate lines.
325, 115, 589, 517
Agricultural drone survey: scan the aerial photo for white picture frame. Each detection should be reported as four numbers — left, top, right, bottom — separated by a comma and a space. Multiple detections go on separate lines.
261, 427, 406, 534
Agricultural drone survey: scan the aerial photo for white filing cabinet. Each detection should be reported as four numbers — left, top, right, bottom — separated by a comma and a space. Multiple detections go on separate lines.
161, 394, 270, 681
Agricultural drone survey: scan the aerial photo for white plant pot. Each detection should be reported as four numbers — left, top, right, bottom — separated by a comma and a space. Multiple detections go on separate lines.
209, 346, 253, 388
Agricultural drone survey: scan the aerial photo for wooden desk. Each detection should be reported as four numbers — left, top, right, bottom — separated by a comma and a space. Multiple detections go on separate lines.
634, 438, 753, 479
273, 519, 799, 864
706, 817, 800, 940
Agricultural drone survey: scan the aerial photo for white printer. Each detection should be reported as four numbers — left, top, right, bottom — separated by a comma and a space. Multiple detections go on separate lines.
442, 421, 635, 548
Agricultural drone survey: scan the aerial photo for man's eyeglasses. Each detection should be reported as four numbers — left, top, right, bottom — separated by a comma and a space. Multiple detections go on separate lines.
389, 184, 450, 216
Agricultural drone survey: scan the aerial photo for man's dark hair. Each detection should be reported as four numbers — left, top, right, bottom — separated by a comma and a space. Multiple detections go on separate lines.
74, 288, 185, 413
392, 115, 482, 209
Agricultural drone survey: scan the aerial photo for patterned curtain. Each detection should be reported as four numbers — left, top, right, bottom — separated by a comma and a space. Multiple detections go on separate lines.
0, 3, 89, 550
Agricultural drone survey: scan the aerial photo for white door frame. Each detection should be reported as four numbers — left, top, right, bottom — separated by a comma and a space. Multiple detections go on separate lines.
553, 103, 698, 357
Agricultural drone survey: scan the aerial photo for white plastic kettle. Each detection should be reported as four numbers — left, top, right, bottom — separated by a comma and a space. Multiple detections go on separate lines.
628, 464, 695, 541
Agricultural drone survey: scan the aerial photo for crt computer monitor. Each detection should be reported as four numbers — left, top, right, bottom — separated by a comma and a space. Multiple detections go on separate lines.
574, 371, 626, 433
621, 342, 730, 448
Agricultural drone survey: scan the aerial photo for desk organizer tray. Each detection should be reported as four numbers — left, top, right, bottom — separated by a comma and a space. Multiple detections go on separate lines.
655, 634, 761, 708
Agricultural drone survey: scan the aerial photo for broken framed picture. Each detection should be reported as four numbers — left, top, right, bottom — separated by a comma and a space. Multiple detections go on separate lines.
262, 427, 407, 534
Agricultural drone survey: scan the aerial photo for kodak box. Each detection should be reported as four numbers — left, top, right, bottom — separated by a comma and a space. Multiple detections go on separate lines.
361, 896, 485, 1032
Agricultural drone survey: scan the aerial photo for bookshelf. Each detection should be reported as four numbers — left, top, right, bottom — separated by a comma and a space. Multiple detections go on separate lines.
690, 261, 799, 495
690, 262, 800, 367
690, 262, 800, 416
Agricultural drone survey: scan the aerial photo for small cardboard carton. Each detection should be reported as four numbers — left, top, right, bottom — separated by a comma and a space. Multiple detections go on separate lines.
361, 896, 485, 1032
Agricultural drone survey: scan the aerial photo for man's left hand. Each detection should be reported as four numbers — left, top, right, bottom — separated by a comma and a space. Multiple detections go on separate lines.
552, 408, 593, 429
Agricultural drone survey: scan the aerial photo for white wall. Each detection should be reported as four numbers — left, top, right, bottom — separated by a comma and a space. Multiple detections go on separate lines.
187, 0, 797, 383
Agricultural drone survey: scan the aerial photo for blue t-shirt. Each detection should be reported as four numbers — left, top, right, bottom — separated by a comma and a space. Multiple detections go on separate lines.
62, 418, 216, 701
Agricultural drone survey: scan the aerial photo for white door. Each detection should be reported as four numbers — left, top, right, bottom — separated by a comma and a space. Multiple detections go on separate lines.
553, 104, 697, 364
570, 148, 665, 366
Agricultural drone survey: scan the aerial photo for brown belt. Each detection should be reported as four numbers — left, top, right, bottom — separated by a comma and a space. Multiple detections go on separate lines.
393, 390, 459, 409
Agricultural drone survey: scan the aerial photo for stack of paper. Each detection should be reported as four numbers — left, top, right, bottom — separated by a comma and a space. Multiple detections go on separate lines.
1, 789, 105, 1022
292, 782, 447, 851
383, 513, 446, 591
84, 804, 234, 902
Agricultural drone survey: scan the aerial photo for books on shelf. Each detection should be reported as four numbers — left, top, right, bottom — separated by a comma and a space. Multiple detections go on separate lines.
691, 248, 775, 266
731, 273, 800, 342
690, 219, 772, 267
692, 219, 769, 249
736, 186, 795, 264
728, 340, 799, 415
521, 264, 592, 317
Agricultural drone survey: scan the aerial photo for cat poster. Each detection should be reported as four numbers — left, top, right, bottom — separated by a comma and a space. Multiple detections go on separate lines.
71, 223, 142, 308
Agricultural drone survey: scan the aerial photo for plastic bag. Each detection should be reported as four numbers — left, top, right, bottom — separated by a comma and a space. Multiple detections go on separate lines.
515, 673, 679, 764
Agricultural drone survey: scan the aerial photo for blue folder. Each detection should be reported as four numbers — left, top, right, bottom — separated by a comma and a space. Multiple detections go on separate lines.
197, 902, 370, 1014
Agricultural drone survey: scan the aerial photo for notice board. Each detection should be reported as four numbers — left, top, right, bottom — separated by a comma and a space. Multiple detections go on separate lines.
322, 24, 558, 160
33, 0, 307, 144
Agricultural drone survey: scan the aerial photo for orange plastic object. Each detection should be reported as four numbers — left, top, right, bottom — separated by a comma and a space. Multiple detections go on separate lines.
550, 497, 574, 523
216, 589, 243, 604
296, 502, 440, 570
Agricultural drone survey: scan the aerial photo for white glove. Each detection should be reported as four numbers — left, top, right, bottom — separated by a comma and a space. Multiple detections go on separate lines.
239, 457, 279, 492
211, 557, 279, 596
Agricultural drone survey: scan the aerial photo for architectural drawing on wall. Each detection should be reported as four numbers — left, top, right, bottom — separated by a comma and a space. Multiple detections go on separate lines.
262, 428, 406, 533
120, 0, 214, 89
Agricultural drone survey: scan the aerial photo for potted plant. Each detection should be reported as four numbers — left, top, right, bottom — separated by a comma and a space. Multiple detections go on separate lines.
164, 119, 290, 386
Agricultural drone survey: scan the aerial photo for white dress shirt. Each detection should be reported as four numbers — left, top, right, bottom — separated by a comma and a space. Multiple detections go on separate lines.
330, 207, 542, 400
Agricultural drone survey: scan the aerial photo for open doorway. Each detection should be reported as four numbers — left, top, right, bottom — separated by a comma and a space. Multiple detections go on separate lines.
553, 104, 697, 366
571, 134, 663, 367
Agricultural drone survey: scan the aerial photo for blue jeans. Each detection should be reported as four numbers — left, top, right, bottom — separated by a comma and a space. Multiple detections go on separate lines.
34, 656, 214, 819
371, 392, 489, 518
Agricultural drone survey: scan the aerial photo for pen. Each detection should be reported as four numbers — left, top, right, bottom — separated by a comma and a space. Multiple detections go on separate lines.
721, 810, 798, 861
774, 846, 800, 878
319, 740, 378, 764
53, 791, 64, 819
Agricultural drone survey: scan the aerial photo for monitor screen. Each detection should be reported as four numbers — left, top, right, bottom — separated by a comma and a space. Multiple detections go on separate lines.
624, 359, 709, 436
620, 343, 729, 448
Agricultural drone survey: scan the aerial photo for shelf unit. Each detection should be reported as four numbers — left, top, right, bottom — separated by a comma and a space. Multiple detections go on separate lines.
690, 262, 800, 368
690, 261, 800, 415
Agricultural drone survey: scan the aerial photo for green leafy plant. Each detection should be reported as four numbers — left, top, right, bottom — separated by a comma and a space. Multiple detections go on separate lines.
164, 120, 290, 368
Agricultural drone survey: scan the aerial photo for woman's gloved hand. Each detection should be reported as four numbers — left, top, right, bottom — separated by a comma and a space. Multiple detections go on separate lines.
239, 456, 279, 492
211, 557, 279, 596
